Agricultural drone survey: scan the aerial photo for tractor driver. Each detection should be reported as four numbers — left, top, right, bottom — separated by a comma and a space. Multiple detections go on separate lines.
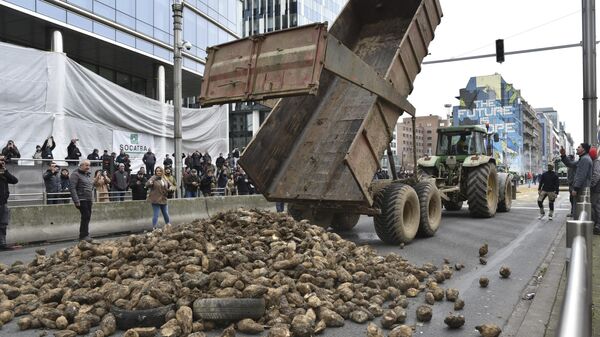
456, 135, 468, 154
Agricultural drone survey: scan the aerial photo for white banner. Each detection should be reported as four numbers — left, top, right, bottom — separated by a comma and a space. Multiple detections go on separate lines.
112, 130, 155, 163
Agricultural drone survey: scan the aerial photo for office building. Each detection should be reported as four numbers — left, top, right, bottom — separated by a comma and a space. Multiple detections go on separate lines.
395, 115, 449, 171
0, 0, 242, 102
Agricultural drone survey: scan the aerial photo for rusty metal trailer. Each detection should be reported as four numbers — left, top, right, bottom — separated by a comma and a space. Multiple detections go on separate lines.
200, 0, 443, 244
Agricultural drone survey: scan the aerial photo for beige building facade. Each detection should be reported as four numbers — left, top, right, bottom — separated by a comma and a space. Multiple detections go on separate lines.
396, 115, 449, 171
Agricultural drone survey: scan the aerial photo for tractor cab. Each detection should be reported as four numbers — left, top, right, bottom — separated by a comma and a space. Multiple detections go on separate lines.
436, 127, 488, 157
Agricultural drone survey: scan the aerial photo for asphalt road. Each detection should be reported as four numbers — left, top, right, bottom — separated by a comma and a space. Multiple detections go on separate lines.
0, 187, 568, 337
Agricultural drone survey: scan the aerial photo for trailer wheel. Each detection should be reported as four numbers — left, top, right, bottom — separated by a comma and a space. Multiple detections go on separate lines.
497, 173, 512, 212
414, 180, 442, 237
287, 203, 333, 228
373, 183, 420, 244
443, 200, 463, 211
467, 163, 498, 218
331, 213, 360, 231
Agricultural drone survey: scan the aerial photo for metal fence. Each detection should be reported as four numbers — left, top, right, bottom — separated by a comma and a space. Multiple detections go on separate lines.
556, 187, 593, 337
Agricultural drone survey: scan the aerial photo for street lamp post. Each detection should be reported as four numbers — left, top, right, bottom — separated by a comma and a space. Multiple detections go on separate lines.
172, 0, 183, 198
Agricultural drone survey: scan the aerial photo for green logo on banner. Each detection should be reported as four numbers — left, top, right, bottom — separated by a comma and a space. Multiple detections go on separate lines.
130, 133, 139, 144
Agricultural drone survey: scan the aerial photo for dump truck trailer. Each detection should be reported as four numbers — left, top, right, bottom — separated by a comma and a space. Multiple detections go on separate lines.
200, 0, 443, 244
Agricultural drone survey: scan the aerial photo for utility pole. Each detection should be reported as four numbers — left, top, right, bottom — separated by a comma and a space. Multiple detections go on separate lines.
172, 0, 183, 198
583, 0, 597, 144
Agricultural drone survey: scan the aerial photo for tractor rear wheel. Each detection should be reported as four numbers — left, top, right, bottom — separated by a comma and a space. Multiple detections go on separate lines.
414, 180, 442, 237
443, 200, 463, 211
466, 163, 498, 218
373, 183, 420, 244
497, 173, 513, 212
331, 213, 360, 231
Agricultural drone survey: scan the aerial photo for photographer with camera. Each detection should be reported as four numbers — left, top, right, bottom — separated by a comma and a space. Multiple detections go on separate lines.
1, 140, 21, 163
66, 138, 82, 166
0, 155, 18, 250
41, 136, 56, 160
43, 162, 61, 204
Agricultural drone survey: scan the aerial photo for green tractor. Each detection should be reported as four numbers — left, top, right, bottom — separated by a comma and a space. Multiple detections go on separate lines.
417, 125, 513, 217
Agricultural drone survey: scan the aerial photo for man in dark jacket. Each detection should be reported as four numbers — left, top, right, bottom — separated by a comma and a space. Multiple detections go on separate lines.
537, 163, 559, 220
163, 154, 173, 170
215, 153, 225, 169
43, 162, 61, 204
1, 140, 21, 163
200, 170, 215, 197
66, 139, 82, 166
69, 160, 94, 241
115, 150, 127, 165
41, 136, 56, 160
561, 151, 578, 217
235, 169, 250, 195
184, 169, 201, 198
129, 170, 148, 201
191, 151, 203, 174
0, 155, 18, 250
87, 149, 100, 167
563, 144, 593, 217
142, 149, 157, 176
111, 163, 130, 201
60, 168, 71, 204
101, 150, 112, 172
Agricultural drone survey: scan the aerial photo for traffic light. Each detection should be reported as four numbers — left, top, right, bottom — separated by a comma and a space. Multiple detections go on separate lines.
496, 39, 504, 63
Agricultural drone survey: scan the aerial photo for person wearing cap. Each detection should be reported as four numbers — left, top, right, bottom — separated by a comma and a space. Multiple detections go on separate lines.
129, 170, 148, 201
537, 163, 559, 220
183, 169, 201, 198
589, 146, 600, 234
87, 149, 100, 167
561, 143, 593, 217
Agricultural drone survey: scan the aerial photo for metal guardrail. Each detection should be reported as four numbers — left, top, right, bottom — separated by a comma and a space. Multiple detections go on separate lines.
556, 187, 593, 337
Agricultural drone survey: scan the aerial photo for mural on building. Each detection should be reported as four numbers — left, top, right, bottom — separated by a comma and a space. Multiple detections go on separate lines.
453, 75, 523, 173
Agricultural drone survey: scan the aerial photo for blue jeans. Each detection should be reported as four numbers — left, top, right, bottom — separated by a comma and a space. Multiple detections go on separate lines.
185, 191, 198, 198
151, 203, 170, 227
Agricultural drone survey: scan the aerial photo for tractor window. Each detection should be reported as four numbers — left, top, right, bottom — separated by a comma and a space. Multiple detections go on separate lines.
436, 132, 474, 155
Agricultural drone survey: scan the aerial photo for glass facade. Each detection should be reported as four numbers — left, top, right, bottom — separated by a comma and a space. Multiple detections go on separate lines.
5, 0, 243, 76
242, 0, 346, 37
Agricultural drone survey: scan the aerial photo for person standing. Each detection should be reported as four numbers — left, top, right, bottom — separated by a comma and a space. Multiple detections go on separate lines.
1, 140, 21, 163
561, 150, 578, 217
111, 163, 130, 201
41, 136, 56, 160
87, 149, 100, 166
129, 170, 148, 201
163, 154, 173, 170
0, 155, 18, 250
164, 168, 177, 198
200, 170, 215, 197
69, 160, 94, 241
94, 170, 111, 202
59, 168, 71, 204
235, 168, 250, 195
146, 167, 171, 229
567, 143, 593, 212
42, 162, 61, 204
33, 145, 43, 165
216, 153, 225, 170
589, 147, 600, 234
143, 149, 157, 177
537, 163, 559, 220
66, 139, 82, 166
183, 169, 200, 198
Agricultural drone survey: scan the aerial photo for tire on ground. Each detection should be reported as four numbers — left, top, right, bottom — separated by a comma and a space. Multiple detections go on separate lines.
497, 173, 512, 212
467, 163, 498, 218
373, 183, 420, 244
443, 200, 463, 211
331, 213, 360, 231
414, 180, 442, 237
193, 298, 265, 321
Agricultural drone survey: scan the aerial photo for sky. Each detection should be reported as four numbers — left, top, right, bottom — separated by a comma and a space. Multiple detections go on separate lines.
407, 0, 586, 144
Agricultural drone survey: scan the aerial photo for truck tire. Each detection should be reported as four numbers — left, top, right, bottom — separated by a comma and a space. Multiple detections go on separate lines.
373, 183, 420, 244
414, 180, 442, 237
193, 298, 265, 321
331, 213, 360, 231
497, 173, 512, 212
467, 163, 498, 218
443, 200, 463, 211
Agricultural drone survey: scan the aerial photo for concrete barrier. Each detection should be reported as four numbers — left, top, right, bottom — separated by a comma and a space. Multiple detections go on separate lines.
6, 196, 276, 244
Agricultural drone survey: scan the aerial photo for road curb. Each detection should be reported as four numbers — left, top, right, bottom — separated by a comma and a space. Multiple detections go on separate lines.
507, 220, 566, 337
